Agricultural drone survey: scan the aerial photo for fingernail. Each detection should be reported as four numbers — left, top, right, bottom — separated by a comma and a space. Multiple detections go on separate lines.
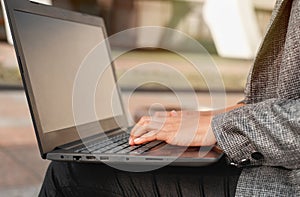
171, 110, 177, 116
134, 137, 142, 143
129, 137, 134, 145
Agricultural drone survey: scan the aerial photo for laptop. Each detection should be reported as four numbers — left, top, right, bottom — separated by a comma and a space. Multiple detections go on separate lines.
3, 0, 223, 167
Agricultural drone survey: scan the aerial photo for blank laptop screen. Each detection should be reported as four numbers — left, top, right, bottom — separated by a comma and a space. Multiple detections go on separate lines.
14, 11, 123, 133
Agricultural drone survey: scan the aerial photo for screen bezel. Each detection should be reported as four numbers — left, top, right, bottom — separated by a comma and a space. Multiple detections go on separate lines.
4, 0, 129, 158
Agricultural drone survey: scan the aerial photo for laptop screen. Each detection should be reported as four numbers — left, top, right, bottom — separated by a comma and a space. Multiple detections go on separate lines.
14, 11, 124, 134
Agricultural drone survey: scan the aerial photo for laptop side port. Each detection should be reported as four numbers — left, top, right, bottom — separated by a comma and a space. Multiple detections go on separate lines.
145, 158, 163, 161
73, 156, 81, 161
99, 156, 109, 161
86, 156, 96, 160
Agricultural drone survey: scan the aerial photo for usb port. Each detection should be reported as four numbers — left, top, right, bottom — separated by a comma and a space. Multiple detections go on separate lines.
86, 156, 96, 160
99, 156, 109, 161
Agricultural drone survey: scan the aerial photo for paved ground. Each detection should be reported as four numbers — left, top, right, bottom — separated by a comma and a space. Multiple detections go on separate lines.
0, 91, 49, 197
0, 42, 17, 69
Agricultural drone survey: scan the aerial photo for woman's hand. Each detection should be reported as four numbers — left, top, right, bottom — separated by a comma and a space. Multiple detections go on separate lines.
129, 103, 245, 147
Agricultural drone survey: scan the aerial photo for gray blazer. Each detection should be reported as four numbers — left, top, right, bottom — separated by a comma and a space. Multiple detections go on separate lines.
212, 0, 300, 196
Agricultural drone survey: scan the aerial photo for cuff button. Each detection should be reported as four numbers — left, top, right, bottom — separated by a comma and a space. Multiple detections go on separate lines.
240, 158, 250, 166
251, 152, 264, 160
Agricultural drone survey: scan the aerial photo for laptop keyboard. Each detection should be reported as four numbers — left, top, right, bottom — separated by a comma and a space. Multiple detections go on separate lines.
75, 132, 163, 154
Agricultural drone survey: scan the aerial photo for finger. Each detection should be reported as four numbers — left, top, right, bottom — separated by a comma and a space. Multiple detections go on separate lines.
130, 116, 151, 136
170, 110, 178, 117
129, 121, 163, 145
129, 116, 179, 145
131, 121, 163, 138
129, 125, 148, 145
154, 111, 171, 117
140, 130, 160, 138
129, 117, 149, 145
129, 116, 164, 145
128, 137, 134, 145
135, 116, 151, 126
133, 130, 159, 144
154, 110, 179, 117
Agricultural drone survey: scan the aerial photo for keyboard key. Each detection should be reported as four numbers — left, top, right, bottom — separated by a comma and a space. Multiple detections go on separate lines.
74, 132, 132, 153
143, 141, 163, 149
127, 141, 163, 154
117, 145, 140, 154
105, 144, 130, 154
130, 146, 150, 154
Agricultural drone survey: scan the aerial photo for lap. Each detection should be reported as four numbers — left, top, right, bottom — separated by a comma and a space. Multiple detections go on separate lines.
39, 157, 241, 197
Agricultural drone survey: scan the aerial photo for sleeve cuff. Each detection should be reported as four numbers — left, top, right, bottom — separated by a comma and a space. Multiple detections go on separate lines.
211, 109, 263, 167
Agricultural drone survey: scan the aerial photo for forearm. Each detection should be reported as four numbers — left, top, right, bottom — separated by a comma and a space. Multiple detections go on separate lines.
211, 98, 300, 169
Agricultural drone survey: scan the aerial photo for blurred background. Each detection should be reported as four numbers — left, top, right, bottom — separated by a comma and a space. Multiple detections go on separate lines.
0, 0, 275, 196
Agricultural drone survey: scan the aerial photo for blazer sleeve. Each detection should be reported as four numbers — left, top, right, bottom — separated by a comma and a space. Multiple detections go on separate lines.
211, 98, 300, 169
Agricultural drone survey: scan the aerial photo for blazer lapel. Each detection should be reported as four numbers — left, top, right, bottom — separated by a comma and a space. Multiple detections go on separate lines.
244, 0, 292, 103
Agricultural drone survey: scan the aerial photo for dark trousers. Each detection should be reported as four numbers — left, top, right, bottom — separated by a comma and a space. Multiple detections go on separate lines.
39, 157, 241, 197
